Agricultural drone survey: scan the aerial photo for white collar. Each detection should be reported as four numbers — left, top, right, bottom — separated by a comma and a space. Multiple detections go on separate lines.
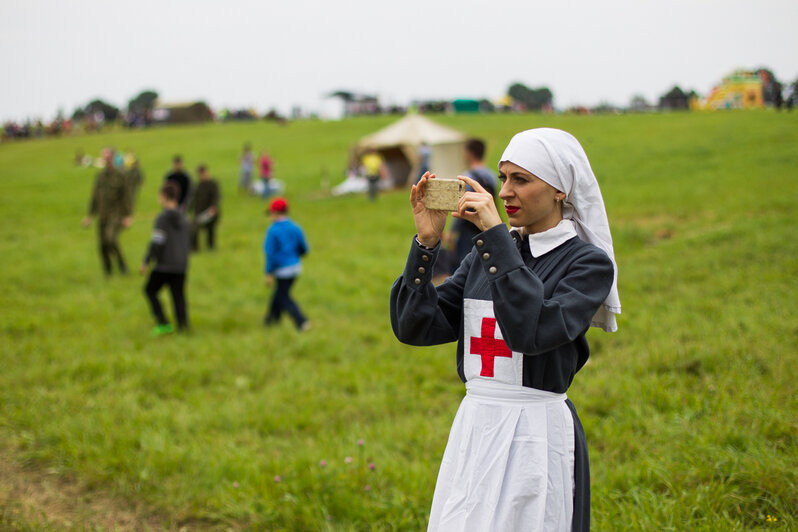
526, 219, 577, 257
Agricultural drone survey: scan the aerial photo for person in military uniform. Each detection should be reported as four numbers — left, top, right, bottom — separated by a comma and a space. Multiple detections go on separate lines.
189, 164, 221, 251
124, 152, 145, 211
82, 148, 133, 275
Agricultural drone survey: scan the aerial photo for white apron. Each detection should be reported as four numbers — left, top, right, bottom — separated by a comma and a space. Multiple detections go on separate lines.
427, 379, 575, 532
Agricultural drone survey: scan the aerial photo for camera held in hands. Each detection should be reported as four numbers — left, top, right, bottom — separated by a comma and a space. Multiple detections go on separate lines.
423, 179, 465, 211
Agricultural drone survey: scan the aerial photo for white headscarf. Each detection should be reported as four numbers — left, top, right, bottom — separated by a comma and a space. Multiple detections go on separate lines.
499, 128, 621, 332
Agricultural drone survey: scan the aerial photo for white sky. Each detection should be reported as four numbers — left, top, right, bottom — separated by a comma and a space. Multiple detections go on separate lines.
1, 0, 796, 122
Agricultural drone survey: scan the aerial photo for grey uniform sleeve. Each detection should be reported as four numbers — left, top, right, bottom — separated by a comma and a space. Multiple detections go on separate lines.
143, 216, 168, 265
390, 236, 471, 346
475, 224, 614, 355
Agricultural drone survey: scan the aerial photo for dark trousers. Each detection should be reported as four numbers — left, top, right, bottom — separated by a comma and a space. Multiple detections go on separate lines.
266, 277, 306, 328
192, 218, 217, 251
98, 219, 127, 274
367, 175, 379, 201
144, 270, 188, 329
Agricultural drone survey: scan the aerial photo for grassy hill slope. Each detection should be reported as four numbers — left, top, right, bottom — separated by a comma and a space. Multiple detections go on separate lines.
1, 111, 796, 530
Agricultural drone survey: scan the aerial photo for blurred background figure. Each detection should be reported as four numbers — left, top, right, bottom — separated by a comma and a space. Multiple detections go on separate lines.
124, 153, 145, 211
189, 164, 221, 252
164, 155, 192, 212
263, 197, 310, 331
113, 150, 125, 169
140, 182, 191, 336
82, 147, 133, 276
239, 143, 254, 194
448, 138, 498, 271
784, 82, 796, 111
360, 148, 385, 201
258, 150, 273, 199
415, 141, 431, 184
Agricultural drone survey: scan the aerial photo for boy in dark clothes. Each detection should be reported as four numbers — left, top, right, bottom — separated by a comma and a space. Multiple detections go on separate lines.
140, 182, 191, 335
164, 155, 192, 212
189, 164, 221, 251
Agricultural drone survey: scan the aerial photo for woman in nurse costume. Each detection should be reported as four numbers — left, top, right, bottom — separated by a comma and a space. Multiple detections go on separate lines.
390, 128, 621, 531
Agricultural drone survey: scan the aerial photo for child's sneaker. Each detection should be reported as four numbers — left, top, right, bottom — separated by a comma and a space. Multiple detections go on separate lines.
151, 323, 174, 337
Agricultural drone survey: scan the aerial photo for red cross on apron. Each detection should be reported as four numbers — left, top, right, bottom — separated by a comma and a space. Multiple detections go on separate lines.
470, 317, 513, 377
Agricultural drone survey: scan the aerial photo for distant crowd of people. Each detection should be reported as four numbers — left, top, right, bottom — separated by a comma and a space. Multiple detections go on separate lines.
82, 145, 310, 336
3, 116, 75, 139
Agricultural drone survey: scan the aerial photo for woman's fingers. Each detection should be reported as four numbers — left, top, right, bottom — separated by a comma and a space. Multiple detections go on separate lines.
457, 174, 487, 194
411, 172, 437, 207
454, 192, 503, 230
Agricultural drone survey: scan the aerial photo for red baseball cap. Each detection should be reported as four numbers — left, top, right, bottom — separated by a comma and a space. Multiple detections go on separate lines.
269, 197, 289, 213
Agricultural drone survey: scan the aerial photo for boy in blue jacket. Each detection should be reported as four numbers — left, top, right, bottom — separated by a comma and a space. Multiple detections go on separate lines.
264, 197, 310, 331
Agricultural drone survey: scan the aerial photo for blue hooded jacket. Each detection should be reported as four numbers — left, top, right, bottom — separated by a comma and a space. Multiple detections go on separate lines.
264, 218, 308, 277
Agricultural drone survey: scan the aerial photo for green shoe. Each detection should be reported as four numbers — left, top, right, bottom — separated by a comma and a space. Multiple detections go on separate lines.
151, 323, 174, 337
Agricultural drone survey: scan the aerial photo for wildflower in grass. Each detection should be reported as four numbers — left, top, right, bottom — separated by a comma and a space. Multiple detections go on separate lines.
368, 462, 376, 471
345, 456, 353, 464
364, 484, 372, 491
273, 475, 282, 483
357, 439, 365, 446
319, 459, 327, 468
233, 481, 239, 489
766, 515, 778, 523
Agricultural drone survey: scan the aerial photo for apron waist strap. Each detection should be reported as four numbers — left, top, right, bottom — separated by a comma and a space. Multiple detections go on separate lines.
465, 379, 567, 405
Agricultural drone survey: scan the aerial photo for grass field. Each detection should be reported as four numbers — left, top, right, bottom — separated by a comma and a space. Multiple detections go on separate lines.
1, 111, 796, 531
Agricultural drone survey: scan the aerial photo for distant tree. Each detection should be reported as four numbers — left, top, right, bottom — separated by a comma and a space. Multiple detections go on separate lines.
478, 99, 496, 113
756, 67, 781, 104
592, 101, 619, 114
127, 90, 159, 113
71, 107, 86, 121
508, 83, 553, 110
756, 67, 778, 84
629, 94, 651, 111
84, 99, 120, 121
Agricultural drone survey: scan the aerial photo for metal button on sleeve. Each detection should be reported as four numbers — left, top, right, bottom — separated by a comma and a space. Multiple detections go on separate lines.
421, 254, 429, 262
482, 252, 490, 261
489, 266, 497, 274
414, 278, 421, 285
476, 239, 484, 247
418, 266, 426, 274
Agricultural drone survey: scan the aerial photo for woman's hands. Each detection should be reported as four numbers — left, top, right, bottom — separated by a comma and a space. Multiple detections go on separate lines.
452, 175, 504, 231
410, 172, 448, 247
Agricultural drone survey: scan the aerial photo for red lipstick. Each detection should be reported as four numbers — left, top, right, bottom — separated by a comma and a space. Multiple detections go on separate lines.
505, 206, 519, 215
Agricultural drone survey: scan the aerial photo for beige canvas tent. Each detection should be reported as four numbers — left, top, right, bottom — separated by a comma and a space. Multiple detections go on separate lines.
353, 114, 467, 187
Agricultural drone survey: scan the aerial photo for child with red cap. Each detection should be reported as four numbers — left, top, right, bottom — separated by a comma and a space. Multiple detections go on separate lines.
263, 197, 310, 330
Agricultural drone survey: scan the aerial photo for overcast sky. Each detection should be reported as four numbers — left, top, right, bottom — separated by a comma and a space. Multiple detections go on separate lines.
1, 0, 796, 122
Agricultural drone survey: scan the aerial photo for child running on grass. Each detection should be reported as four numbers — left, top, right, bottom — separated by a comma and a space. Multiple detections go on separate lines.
263, 197, 310, 331
140, 182, 191, 335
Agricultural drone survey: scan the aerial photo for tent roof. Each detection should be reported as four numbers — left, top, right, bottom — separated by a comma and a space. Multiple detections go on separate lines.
357, 114, 466, 149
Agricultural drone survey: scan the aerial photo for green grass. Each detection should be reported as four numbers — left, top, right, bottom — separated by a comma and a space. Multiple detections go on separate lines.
1, 111, 796, 530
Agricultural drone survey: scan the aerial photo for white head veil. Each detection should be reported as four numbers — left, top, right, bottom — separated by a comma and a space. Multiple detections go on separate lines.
499, 128, 621, 332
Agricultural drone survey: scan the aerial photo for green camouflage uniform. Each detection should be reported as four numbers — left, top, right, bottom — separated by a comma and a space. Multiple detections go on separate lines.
88, 166, 132, 274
